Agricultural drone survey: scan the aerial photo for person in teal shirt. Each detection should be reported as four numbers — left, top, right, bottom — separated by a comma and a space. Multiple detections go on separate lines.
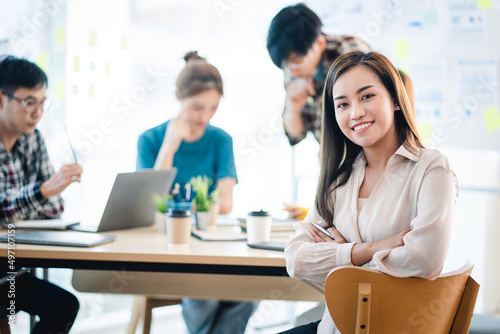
136, 51, 257, 334
137, 120, 237, 197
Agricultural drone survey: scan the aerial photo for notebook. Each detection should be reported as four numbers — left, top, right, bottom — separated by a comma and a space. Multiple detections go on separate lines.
191, 227, 247, 242
237, 217, 298, 232
11, 219, 80, 230
70, 169, 177, 232
0, 230, 115, 247
247, 241, 286, 252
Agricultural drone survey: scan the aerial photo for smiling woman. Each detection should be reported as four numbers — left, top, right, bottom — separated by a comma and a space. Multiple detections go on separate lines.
280, 51, 458, 334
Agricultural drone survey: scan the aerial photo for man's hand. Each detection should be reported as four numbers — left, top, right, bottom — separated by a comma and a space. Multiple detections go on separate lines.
285, 77, 316, 111
40, 163, 83, 199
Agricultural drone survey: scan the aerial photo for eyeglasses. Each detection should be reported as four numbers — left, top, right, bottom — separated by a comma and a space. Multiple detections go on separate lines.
2, 91, 52, 115
282, 58, 306, 70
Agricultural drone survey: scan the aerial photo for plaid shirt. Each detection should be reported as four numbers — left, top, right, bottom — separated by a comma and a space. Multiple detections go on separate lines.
284, 34, 371, 145
0, 129, 64, 225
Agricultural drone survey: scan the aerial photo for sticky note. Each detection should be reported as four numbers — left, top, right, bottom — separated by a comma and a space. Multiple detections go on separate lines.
74, 57, 80, 72
417, 122, 433, 143
482, 106, 500, 131
90, 31, 96, 47
36, 52, 49, 72
55, 27, 66, 46
121, 36, 127, 50
90, 61, 95, 71
395, 40, 409, 61
89, 84, 95, 98
72, 86, 78, 95
54, 80, 64, 98
423, 10, 439, 26
477, 0, 492, 9
105, 62, 110, 75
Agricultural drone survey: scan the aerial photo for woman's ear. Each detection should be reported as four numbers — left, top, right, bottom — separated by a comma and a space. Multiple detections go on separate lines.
175, 90, 181, 101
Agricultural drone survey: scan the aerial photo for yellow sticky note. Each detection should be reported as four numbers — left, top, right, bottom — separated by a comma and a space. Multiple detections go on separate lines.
55, 27, 65, 46
105, 62, 110, 75
54, 80, 64, 98
395, 40, 409, 61
121, 36, 127, 50
74, 57, 80, 72
477, 0, 492, 9
482, 106, 500, 131
417, 122, 433, 144
36, 52, 49, 72
90, 31, 96, 47
89, 84, 95, 98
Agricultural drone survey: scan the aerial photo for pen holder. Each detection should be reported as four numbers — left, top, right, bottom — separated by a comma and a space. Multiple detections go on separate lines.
166, 201, 193, 211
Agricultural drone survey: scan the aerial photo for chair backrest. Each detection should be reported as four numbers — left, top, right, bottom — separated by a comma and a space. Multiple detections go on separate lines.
324, 261, 479, 334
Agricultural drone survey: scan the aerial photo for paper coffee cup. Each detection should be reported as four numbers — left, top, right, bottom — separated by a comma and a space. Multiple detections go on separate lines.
166, 209, 192, 246
246, 210, 272, 244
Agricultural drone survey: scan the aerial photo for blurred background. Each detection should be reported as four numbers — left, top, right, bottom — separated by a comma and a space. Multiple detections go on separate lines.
1, 0, 499, 332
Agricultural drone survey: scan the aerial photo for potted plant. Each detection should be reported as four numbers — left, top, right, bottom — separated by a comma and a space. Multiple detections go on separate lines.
152, 193, 172, 233
190, 175, 220, 230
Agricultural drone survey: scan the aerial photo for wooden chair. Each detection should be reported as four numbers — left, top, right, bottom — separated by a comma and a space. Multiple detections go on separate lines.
127, 296, 182, 334
324, 261, 479, 334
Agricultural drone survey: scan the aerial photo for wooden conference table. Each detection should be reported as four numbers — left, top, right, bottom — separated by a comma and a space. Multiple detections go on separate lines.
0, 225, 324, 302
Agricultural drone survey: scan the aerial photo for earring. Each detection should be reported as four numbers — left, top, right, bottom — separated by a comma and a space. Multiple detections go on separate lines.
395, 106, 401, 111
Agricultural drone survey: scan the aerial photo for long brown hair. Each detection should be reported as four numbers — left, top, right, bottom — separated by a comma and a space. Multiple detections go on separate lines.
175, 51, 223, 99
316, 51, 423, 225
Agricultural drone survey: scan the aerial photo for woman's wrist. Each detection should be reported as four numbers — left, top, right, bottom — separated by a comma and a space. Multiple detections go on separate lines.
351, 241, 377, 266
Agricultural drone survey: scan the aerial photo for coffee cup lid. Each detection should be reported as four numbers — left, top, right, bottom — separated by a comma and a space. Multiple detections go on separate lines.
167, 208, 191, 218
248, 210, 270, 217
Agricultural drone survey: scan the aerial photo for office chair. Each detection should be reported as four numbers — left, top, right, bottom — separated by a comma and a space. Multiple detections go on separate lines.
324, 261, 479, 334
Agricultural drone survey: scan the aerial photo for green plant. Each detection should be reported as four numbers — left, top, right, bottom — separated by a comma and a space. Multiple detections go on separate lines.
190, 175, 220, 212
152, 193, 172, 214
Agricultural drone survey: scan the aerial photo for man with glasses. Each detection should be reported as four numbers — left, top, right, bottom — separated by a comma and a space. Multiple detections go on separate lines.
0, 56, 81, 333
267, 3, 371, 146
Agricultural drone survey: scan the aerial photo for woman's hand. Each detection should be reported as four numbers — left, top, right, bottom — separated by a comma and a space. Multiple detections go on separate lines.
351, 229, 411, 266
310, 224, 346, 244
163, 107, 190, 153
154, 107, 190, 170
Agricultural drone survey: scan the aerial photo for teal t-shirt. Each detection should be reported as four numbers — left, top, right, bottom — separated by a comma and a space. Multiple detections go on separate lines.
136, 121, 237, 194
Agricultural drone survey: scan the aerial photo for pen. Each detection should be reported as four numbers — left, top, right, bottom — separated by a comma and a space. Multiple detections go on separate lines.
312, 222, 335, 240
65, 126, 78, 163
185, 183, 191, 201
172, 183, 182, 202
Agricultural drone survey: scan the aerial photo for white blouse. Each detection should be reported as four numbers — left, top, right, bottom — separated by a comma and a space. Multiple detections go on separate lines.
285, 145, 458, 333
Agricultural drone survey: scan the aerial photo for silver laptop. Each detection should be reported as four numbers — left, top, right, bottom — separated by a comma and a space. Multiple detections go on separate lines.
0, 230, 115, 247
71, 169, 177, 232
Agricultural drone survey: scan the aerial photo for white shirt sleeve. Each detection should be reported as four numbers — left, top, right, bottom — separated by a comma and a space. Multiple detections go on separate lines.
285, 205, 356, 283
370, 166, 457, 279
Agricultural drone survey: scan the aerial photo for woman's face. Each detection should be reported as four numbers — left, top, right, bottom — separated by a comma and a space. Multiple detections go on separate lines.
332, 65, 398, 150
180, 88, 221, 130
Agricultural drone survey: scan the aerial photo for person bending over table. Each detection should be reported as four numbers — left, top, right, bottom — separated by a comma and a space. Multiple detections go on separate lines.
137, 51, 258, 334
280, 51, 457, 334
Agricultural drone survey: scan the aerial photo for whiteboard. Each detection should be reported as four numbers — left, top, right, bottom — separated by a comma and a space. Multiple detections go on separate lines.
307, 0, 500, 150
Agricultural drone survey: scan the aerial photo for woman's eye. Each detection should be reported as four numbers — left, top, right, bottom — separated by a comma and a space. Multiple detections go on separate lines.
361, 94, 374, 100
337, 103, 348, 109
